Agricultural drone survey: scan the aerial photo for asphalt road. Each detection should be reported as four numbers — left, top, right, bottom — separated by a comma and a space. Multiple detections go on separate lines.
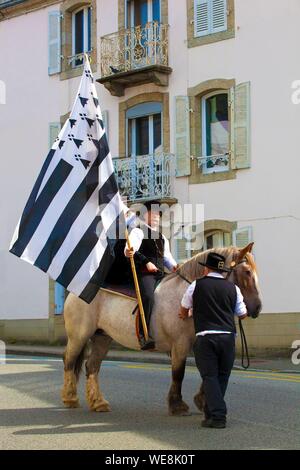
0, 355, 299, 450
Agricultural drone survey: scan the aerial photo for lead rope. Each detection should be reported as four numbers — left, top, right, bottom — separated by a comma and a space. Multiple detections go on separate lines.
238, 318, 250, 370
228, 259, 250, 370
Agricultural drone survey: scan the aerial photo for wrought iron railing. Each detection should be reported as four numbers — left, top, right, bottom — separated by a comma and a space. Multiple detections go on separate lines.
197, 153, 230, 172
113, 153, 174, 202
100, 22, 169, 78
66, 50, 93, 68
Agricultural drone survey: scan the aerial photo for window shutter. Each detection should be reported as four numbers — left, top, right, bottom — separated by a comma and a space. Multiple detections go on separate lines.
194, 0, 209, 37
230, 82, 251, 169
176, 239, 191, 263
175, 96, 191, 177
48, 11, 61, 75
102, 110, 109, 143
49, 122, 61, 148
211, 0, 227, 33
232, 227, 253, 248
54, 282, 65, 315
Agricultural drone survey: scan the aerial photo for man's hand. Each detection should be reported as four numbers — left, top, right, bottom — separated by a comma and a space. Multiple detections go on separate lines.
125, 246, 135, 258
179, 306, 189, 320
172, 264, 179, 273
146, 262, 159, 273
239, 312, 247, 320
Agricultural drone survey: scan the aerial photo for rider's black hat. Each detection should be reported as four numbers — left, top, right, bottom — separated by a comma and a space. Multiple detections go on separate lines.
198, 252, 231, 273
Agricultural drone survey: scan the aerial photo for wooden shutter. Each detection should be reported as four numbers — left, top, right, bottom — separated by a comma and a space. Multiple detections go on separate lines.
175, 96, 191, 177
54, 282, 65, 315
49, 122, 61, 148
176, 239, 191, 263
102, 110, 109, 143
232, 227, 253, 248
230, 82, 251, 169
211, 0, 227, 33
194, 0, 210, 37
48, 11, 61, 75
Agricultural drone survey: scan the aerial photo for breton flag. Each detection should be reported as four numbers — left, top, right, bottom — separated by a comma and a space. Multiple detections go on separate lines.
9, 55, 126, 303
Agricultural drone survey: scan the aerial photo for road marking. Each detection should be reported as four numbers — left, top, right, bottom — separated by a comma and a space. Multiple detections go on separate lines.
232, 373, 300, 384
3, 356, 300, 383
120, 364, 300, 383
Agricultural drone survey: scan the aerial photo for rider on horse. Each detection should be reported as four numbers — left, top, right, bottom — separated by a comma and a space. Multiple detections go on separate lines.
125, 200, 178, 350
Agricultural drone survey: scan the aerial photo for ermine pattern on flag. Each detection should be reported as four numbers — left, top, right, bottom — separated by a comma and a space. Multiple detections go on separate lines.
9, 56, 125, 303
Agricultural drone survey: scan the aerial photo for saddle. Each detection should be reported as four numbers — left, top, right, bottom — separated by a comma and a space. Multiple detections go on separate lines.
101, 283, 137, 300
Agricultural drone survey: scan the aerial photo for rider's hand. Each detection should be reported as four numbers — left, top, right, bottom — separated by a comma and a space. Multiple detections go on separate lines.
125, 246, 135, 258
172, 264, 179, 273
146, 262, 159, 273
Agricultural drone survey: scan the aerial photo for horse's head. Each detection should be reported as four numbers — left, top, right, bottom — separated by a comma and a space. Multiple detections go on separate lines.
229, 243, 262, 319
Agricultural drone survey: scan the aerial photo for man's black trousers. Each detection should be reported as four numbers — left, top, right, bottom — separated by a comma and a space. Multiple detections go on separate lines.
193, 333, 235, 422
137, 272, 163, 337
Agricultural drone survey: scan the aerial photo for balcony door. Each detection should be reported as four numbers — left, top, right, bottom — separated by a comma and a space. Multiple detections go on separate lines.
126, 0, 160, 28
125, 0, 161, 69
126, 102, 162, 199
127, 116, 162, 157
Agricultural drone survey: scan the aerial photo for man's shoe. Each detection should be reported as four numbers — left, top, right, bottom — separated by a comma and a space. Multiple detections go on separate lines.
201, 418, 226, 429
140, 337, 156, 351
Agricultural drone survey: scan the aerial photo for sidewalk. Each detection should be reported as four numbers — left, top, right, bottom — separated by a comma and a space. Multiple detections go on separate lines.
4, 343, 300, 374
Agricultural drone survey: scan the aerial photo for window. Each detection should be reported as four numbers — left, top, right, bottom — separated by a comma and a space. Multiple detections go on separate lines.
126, 102, 162, 156
201, 91, 229, 174
72, 6, 92, 67
194, 0, 227, 38
204, 230, 231, 250
126, 0, 161, 27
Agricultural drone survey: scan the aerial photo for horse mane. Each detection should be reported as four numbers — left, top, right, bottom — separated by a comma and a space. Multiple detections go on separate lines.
243, 252, 258, 274
162, 246, 257, 285
175, 246, 238, 283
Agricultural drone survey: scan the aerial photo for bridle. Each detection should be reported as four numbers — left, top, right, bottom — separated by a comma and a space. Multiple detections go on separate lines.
176, 256, 250, 369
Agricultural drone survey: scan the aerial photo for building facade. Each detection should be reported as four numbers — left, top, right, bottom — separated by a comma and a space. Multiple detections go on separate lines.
0, 0, 299, 352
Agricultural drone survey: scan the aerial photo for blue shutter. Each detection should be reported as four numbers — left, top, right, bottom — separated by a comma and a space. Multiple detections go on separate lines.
54, 282, 65, 314
48, 11, 61, 75
194, 0, 209, 37
211, 0, 227, 33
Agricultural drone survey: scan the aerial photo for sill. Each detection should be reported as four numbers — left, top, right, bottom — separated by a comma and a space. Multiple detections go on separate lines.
188, 29, 235, 48
202, 167, 229, 175
189, 167, 236, 184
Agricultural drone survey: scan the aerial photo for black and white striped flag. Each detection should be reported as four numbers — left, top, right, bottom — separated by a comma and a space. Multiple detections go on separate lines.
9, 55, 126, 303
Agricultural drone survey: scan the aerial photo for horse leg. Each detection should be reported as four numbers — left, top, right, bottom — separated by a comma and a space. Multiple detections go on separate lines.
194, 381, 205, 413
62, 335, 89, 408
85, 331, 112, 412
168, 343, 190, 416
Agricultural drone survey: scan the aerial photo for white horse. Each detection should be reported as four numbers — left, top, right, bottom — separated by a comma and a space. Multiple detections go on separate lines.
61, 243, 262, 415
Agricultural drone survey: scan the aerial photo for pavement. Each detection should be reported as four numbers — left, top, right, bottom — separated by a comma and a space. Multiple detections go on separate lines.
1, 354, 300, 450
4, 343, 300, 374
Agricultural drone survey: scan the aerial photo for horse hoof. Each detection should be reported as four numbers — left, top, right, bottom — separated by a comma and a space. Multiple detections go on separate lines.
91, 401, 111, 412
63, 399, 80, 408
168, 401, 190, 416
169, 408, 191, 417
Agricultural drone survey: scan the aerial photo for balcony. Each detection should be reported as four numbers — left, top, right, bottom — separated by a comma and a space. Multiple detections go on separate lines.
98, 22, 172, 96
113, 153, 175, 203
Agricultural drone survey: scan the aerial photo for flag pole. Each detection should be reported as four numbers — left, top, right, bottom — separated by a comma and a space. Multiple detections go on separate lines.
125, 227, 149, 342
